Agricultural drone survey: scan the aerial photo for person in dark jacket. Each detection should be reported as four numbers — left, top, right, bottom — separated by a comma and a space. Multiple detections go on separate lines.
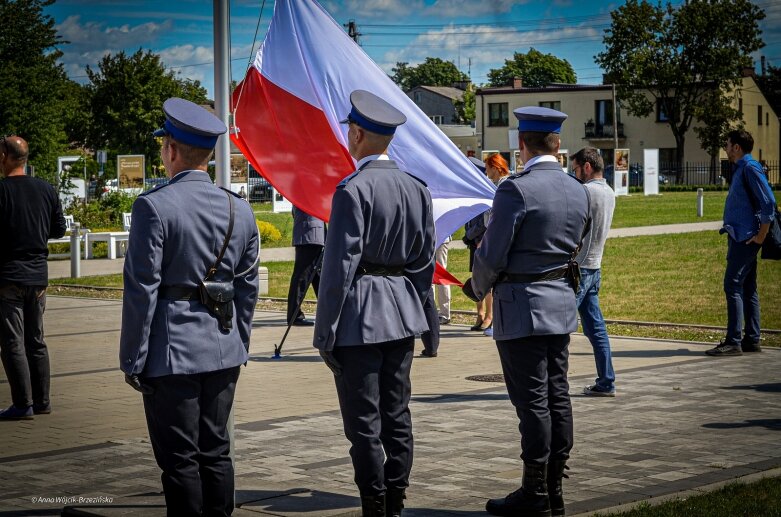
0, 135, 66, 420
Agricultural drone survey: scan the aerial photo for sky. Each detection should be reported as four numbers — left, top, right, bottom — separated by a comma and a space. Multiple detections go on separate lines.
45, 0, 781, 99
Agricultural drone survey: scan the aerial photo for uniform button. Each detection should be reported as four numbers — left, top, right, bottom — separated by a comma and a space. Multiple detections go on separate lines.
126, 359, 132, 364
318, 336, 324, 341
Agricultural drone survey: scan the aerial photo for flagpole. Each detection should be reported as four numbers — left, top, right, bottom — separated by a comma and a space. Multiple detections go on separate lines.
214, 0, 231, 189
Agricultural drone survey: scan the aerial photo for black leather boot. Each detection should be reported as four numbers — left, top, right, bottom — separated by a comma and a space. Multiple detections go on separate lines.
386, 488, 406, 516
486, 462, 551, 517
547, 459, 569, 516
360, 493, 386, 517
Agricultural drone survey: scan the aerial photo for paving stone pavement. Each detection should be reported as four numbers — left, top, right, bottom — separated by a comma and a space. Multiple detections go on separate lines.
1, 296, 780, 516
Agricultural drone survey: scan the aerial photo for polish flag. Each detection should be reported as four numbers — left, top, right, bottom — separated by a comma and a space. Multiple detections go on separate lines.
231, 0, 495, 285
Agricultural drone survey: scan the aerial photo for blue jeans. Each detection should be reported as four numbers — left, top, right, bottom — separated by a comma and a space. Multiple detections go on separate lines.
576, 269, 615, 391
724, 237, 761, 347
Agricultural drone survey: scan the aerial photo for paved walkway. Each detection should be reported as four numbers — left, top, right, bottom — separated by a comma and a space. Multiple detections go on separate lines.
1, 296, 779, 516
47, 221, 724, 278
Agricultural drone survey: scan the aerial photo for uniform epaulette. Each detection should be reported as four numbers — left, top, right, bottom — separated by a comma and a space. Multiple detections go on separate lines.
508, 169, 531, 179
403, 171, 428, 188
220, 187, 243, 198
139, 183, 170, 196
337, 170, 360, 188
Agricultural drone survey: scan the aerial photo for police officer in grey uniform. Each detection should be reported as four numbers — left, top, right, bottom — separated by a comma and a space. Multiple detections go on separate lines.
314, 90, 435, 517
286, 206, 325, 325
463, 107, 589, 517
120, 98, 259, 517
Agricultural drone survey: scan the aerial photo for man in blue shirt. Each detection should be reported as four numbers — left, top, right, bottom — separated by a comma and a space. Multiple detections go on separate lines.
707, 130, 776, 356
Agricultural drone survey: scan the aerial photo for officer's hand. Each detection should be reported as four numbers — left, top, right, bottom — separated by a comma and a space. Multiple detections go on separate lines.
461, 277, 480, 302
125, 373, 154, 395
319, 350, 342, 377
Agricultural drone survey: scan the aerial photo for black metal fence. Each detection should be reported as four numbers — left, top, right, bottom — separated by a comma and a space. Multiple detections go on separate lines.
604, 160, 780, 188
658, 160, 780, 186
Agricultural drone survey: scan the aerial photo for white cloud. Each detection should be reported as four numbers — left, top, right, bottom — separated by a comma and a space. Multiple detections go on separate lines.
423, 0, 524, 17
378, 24, 601, 84
324, 0, 424, 18
56, 15, 171, 52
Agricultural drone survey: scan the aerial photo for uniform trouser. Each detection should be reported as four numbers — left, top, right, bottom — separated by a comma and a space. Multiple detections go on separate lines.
496, 335, 573, 467
142, 366, 240, 517
421, 289, 440, 354
0, 284, 50, 409
287, 244, 323, 323
332, 337, 415, 495
724, 237, 761, 347
434, 239, 450, 319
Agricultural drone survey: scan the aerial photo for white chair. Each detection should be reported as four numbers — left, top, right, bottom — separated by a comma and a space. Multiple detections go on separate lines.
85, 212, 131, 260
47, 215, 88, 258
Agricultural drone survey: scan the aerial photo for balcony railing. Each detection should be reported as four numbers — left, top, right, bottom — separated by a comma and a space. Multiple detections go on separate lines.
584, 122, 625, 139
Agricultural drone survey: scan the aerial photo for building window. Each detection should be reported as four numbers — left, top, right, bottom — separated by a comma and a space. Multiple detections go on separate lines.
414, 91, 422, 104
596, 99, 619, 129
738, 98, 743, 116
766, 113, 769, 126
659, 148, 677, 164
539, 101, 561, 111
758, 105, 763, 125
488, 102, 509, 127
656, 99, 669, 122
430, 115, 444, 125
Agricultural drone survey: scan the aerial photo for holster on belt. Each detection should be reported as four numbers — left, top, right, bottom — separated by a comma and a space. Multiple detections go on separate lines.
200, 189, 236, 331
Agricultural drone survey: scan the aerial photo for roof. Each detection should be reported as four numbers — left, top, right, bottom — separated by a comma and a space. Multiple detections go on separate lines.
477, 84, 612, 96
412, 85, 466, 101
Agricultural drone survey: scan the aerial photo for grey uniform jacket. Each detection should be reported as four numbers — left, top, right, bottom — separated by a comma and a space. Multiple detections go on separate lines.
472, 161, 589, 341
313, 160, 436, 351
119, 170, 260, 377
292, 206, 325, 246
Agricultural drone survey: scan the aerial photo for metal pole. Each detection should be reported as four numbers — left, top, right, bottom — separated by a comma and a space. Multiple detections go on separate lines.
70, 223, 81, 278
611, 83, 620, 161
697, 188, 704, 217
214, 0, 231, 189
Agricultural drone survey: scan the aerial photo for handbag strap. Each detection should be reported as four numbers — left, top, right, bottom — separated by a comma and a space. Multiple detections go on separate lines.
205, 188, 235, 280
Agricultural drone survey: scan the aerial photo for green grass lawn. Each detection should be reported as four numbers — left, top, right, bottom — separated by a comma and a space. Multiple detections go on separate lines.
594, 476, 781, 517
248, 191, 744, 248
54, 230, 781, 330
611, 191, 727, 228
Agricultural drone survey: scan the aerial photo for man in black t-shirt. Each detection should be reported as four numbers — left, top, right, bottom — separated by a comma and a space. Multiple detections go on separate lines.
0, 135, 66, 420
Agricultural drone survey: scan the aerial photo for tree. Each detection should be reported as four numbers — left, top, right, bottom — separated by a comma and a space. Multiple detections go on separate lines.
596, 0, 765, 167
453, 83, 476, 124
757, 64, 781, 118
487, 48, 576, 88
0, 0, 82, 185
85, 49, 208, 168
390, 57, 468, 91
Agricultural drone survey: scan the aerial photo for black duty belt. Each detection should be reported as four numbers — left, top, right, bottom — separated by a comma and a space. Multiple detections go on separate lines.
496, 266, 569, 284
357, 263, 405, 277
159, 286, 199, 300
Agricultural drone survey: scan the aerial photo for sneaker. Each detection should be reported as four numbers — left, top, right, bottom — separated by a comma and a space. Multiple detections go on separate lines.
0, 405, 34, 420
583, 385, 616, 397
705, 342, 742, 356
33, 403, 51, 415
484, 327, 494, 337
741, 342, 762, 353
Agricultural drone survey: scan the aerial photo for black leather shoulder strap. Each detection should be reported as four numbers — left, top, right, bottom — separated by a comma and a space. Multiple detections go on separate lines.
205, 188, 235, 280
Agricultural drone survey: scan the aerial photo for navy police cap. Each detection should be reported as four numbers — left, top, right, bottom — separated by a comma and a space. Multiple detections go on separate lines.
340, 90, 407, 136
468, 156, 486, 173
153, 97, 227, 149
513, 106, 567, 134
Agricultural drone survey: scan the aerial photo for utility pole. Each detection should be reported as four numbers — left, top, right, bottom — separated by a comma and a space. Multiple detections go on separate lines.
611, 83, 619, 157
344, 20, 361, 44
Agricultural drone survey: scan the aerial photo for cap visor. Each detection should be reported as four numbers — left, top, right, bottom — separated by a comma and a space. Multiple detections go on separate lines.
152, 128, 166, 137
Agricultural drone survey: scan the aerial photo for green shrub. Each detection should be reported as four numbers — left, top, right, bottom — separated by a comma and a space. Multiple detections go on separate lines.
66, 192, 137, 230
256, 220, 282, 244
